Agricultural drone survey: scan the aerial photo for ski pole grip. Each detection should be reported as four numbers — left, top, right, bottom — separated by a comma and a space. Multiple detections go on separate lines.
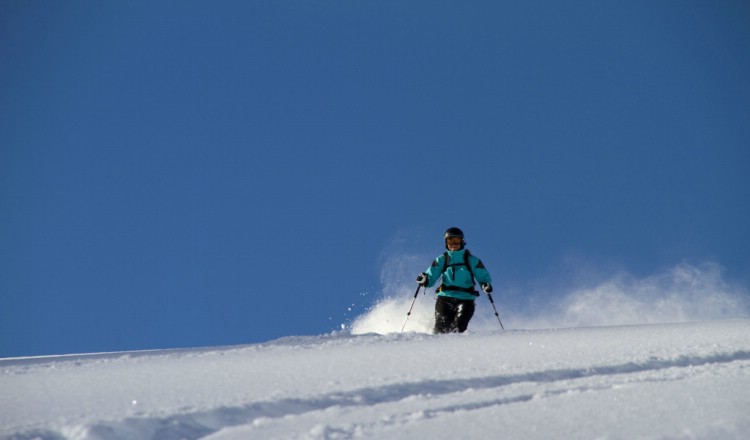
412, 284, 421, 298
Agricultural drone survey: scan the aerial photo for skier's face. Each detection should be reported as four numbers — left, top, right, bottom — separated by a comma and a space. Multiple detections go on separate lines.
446, 237, 462, 250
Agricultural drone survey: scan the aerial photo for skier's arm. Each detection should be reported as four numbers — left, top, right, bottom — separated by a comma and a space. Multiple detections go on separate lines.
471, 255, 492, 287
423, 254, 446, 288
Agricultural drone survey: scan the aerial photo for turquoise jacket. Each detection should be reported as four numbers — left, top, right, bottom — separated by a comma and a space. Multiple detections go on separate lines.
424, 248, 492, 301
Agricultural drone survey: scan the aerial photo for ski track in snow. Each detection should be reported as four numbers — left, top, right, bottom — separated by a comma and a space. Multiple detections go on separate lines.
3, 320, 750, 440
73, 351, 750, 440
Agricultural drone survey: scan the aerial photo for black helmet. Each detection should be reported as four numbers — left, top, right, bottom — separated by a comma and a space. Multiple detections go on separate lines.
444, 227, 464, 239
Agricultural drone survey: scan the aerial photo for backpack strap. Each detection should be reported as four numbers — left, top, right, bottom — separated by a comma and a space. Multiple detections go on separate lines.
464, 249, 476, 284
438, 250, 478, 296
442, 250, 475, 284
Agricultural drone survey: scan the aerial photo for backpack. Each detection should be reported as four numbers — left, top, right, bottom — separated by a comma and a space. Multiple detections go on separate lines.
437, 249, 479, 296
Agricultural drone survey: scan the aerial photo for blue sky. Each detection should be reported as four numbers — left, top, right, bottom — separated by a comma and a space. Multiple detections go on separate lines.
2, 1, 749, 357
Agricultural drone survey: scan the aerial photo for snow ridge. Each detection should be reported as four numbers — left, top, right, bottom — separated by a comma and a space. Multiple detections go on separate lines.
3, 320, 750, 440
61, 349, 750, 440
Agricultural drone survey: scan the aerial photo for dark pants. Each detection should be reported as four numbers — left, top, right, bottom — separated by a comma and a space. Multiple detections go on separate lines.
434, 296, 476, 334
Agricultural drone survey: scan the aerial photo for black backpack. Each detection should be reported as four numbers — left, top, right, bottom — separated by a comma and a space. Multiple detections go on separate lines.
437, 249, 479, 296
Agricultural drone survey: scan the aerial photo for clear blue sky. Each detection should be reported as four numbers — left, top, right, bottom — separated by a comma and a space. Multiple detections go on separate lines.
2, 1, 749, 357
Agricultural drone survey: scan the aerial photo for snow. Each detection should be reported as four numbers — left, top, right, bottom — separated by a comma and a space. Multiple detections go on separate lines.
3, 318, 750, 440
3, 262, 749, 439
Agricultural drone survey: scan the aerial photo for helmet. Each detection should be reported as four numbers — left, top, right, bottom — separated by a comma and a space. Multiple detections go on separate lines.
444, 227, 464, 239
444, 227, 465, 250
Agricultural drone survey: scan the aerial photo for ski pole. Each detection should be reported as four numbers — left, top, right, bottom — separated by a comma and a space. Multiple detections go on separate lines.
400, 284, 422, 333
486, 292, 505, 330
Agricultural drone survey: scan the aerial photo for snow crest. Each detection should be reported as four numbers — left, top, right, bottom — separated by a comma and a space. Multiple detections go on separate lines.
3, 320, 750, 439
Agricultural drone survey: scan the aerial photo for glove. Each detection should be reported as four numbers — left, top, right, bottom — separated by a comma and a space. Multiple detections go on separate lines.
416, 273, 428, 286
481, 283, 493, 293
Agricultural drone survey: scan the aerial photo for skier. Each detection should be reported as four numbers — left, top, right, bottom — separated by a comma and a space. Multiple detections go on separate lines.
416, 227, 494, 334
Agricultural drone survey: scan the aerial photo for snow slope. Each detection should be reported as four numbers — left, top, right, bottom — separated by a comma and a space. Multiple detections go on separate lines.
2, 319, 749, 440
